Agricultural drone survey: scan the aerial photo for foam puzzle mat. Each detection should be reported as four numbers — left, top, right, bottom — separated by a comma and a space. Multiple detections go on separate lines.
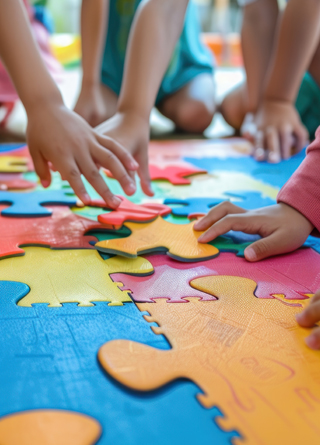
0, 139, 319, 445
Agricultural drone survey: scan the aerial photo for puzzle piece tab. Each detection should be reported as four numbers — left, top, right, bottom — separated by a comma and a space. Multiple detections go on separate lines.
0, 247, 153, 307
95, 217, 219, 261
225, 191, 276, 210
99, 276, 320, 444
0, 205, 104, 259
97, 196, 171, 228
149, 163, 207, 185
0, 190, 78, 216
164, 197, 224, 218
0, 410, 101, 445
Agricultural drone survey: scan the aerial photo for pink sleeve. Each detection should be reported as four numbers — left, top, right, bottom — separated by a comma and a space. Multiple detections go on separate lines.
277, 126, 320, 232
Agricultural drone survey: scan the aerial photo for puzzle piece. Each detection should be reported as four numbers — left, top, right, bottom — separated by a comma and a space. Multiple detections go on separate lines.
0, 247, 153, 306
97, 196, 171, 228
0, 190, 78, 216
0, 156, 29, 173
113, 249, 320, 302
0, 410, 101, 445
95, 217, 219, 261
99, 276, 320, 444
111, 254, 218, 303
0, 145, 33, 170
0, 173, 36, 191
304, 234, 320, 255
164, 197, 225, 218
149, 163, 207, 185
225, 191, 276, 210
185, 148, 306, 188
0, 205, 106, 259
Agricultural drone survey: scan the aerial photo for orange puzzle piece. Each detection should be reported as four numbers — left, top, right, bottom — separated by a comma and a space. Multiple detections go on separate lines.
95, 217, 219, 261
0, 410, 101, 445
99, 275, 320, 445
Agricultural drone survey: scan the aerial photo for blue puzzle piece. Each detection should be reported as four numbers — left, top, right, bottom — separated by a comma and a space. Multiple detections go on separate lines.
0, 143, 26, 154
0, 190, 77, 217
185, 148, 306, 189
0, 283, 239, 445
164, 197, 224, 217
304, 235, 320, 255
226, 191, 276, 210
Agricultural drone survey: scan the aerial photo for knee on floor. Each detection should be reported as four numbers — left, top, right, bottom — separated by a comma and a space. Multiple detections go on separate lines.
175, 100, 214, 134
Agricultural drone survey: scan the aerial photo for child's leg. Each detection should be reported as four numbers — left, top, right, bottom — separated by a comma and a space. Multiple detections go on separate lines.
219, 83, 248, 131
157, 73, 215, 134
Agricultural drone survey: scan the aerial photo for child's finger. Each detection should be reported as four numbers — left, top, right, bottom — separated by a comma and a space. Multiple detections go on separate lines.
296, 300, 320, 328
60, 162, 91, 205
243, 230, 288, 262
80, 158, 121, 209
266, 126, 281, 163
254, 130, 266, 161
280, 124, 293, 160
136, 149, 154, 197
92, 145, 136, 196
198, 213, 256, 243
294, 125, 309, 153
305, 327, 320, 350
97, 134, 139, 172
32, 152, 51, 188
194, 201, 246, 231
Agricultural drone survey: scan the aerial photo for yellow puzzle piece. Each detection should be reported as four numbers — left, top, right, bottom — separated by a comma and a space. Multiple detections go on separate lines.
95, 217, 219, 261
99, 275, 320, 445
0, 156, 28, 173
0, 246, 153, 307
0, 410, 101, 445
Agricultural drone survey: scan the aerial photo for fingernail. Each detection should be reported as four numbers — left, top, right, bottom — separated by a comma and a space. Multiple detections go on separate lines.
245, 247, 257, 261
130, 160, 139, 170
41, 180, 50, 188
295, 313, 303, 323
83, 194, 91, 205
198, 235, 205, 243
305, 335, 319, 350
112, 196, 122, 207
269, 152, 280, 163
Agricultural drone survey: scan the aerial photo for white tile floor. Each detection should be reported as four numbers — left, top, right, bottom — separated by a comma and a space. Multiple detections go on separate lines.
3, 66, 245, 140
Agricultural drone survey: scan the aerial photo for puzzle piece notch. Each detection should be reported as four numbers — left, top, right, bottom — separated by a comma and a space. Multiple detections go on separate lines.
164, 197, 225, 218
0, 190, 79, 217
0, 247, 154, 307
0, 205, 105, 259
96, 196, 171, 228
0, 410, 101, 445
95, 216, 219, 262
99, 276, 320, 444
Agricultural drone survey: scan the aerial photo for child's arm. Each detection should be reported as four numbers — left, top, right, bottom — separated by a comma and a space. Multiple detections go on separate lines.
250, 0, 320, 161
0, 0, 137, 206
194, 127, 320, 261
74, 0, 109, 126
96, 0, 190, 196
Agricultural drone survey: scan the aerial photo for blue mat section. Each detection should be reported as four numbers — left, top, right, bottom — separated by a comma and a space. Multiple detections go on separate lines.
185, 148, 306, 188
0, 281, 238, 445
0, 143, 26, 154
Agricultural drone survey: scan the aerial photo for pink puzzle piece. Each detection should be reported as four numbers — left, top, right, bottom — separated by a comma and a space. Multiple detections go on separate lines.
95, 196, 171, 229
0, 204, 106, 259
111, 249, 320, 303
104, 164, 207, 186
149, 164, 207, 185
0, 173, 36, 191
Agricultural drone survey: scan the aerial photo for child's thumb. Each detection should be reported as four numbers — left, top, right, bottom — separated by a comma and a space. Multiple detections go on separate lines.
244, 233, 280, 262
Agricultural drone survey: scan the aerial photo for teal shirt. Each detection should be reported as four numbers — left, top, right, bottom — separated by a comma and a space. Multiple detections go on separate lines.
101, 0, 214, 104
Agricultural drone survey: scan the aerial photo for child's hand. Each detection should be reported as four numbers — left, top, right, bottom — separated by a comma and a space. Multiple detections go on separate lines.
96, 111, 154, 196
296, 290, 320, 350
195, 201, 313, 261
74, 83, 108, 127
27, 103, 138, 207
246, 100, 309, 162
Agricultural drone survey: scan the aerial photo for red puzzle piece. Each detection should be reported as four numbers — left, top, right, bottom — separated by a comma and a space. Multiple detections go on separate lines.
0, 173, 36, 191
95, 196, 171, 229
104, 163, 207, 185
148, 163, 207, 185
111, 249, 320, 303
0, 204, 107, 259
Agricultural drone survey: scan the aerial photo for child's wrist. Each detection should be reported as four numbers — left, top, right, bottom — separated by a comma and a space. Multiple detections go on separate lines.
24, 88, 64, 116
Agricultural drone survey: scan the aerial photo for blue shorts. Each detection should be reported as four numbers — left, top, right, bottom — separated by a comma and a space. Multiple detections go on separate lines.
101, 0, 214, 105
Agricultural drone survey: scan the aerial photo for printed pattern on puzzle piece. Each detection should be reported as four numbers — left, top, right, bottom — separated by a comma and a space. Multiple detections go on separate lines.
95, 216, 219, 262
111, 249, 320, 302
98, 277, 320, 445
0, 190, 79, 216
0, 410, 101, 445
0, 247, 153, 307
0, 205, 106, 259
0, 284, 232, 445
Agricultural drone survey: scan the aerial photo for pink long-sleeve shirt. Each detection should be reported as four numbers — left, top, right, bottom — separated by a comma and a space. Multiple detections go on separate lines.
277, 127, 320, 232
